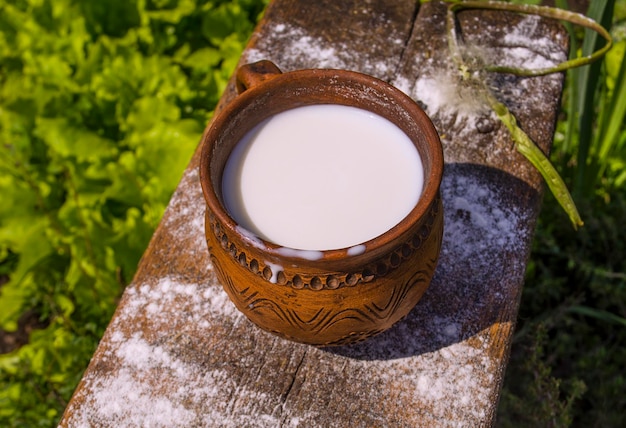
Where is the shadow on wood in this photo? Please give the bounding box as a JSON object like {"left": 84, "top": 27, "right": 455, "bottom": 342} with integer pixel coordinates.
{"left": 329, "top": 163, "right": 539, "bottom": 361}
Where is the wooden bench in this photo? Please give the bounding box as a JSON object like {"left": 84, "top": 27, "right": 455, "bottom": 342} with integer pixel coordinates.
{"left": 59, "top": 1, "right": 568, "bottom": 426}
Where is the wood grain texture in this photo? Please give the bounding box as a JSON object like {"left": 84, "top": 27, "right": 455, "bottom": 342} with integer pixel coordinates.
{"left": 59, "top": 1, "right": 567, "bottom": 426}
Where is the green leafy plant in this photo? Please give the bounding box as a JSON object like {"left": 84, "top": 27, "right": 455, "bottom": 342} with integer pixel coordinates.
{"left": 0, "top": 0, "right": 268, "bottom": 426}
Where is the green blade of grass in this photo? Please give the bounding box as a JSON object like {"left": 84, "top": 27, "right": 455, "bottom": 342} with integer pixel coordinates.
{"left": 597, "top": 46, "right": 626, "bottom": 160}
{"left": 488, "top": 95, "right": 584, "bottom": 229}
{"left": 574, "top": 0, "right": 615, "bottom": 196}
{"left": 556, "top": 0, "right": 579, "bottom": 156}
{"left": 568, "top": 305, "right": 626, "bottom": 327}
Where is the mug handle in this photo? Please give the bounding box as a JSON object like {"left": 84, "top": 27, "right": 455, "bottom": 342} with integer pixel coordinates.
{"left": 236, "top": 60, "right": 282, "bottom": 94}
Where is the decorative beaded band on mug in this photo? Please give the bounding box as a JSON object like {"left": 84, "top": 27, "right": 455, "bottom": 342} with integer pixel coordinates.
{"left": 207, "top": 196, "right": 441, "bottom": 290}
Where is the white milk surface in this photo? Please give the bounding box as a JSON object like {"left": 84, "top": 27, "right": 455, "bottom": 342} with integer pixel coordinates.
{"left": 222, "top": 104, "right": 424, "bottom": 251}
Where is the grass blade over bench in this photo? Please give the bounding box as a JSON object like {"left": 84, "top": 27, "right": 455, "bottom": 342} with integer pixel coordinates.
{"left": 445, "top": 0, "right": 613, "bottom": 229}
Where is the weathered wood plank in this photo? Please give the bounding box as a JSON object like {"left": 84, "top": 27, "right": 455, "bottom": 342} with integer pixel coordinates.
{"left": 59, "top": 1, "right": 567, "bottom": 426}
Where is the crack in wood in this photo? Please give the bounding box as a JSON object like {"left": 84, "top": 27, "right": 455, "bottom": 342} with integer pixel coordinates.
{"left": 277, "top": 349, "right": 308, "bottom": 424}
{"left": 393, "top": 2, "right": 422, "bottom": 81}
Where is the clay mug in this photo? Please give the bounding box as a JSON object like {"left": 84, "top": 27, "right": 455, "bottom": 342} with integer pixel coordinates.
{"left": 199, "top": 60, "right": 444, "bottom": 346}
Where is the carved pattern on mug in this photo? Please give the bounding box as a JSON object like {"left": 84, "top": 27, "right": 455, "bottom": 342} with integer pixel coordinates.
{"left": 206, "top": 196, "right": 441, "bottom": 291}
{"left": 217, "top": 254, "right": 437, "bottom": 341}
{"left": 321, "top": 253, "right": 440, "bottom": 346}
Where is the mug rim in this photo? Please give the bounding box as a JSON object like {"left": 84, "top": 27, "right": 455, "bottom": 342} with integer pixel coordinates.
{"left": 199, "top": 66, "right": 443, "bottom": 265}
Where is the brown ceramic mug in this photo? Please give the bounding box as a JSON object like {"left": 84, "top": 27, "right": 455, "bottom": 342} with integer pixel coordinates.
{"left": 199, "top": 60, "right": 444, "bottom": 346}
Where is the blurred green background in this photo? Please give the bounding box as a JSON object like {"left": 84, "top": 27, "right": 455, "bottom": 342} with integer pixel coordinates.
{"left": 0, "top": 0, "right": 624, "bottom": 426}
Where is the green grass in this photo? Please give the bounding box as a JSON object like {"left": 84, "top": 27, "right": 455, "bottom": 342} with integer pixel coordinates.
{"left": 498, "top": 193, "right": 626, "bottom": 426}
{"left": 497, "top": 0, "right": 626, "bottom": 426}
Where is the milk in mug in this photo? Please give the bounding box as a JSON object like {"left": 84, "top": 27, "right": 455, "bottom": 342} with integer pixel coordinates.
{"left": 222, "top": 104, "right": 424, "bottom": 251}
